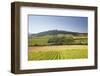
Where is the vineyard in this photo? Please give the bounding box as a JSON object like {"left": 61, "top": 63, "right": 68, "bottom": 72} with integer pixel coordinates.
{"left": 28, "top": 45, "right": 88, "bottom": 60}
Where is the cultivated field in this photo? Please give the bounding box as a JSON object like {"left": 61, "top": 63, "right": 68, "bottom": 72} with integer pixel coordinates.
{"left": 28, "top": 45, "right": 88, "bottom": 60}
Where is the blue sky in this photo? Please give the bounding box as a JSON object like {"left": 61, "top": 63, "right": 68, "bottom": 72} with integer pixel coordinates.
{"left": 29, "top": 15, "right": 88, "bottom": 34}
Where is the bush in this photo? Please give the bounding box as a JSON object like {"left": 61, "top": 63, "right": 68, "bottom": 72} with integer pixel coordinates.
{"left": 48, "top": 36, "right": 74, "bottom": 45}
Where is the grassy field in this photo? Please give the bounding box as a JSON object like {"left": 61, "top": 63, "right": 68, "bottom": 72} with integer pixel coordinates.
{"left": 28, "top": 35, "right": 88, "bottom": 46}
{"left": 28, "top": 45, "right": 88, "bottom": 61}
{"left": 28, "top": 35, "right": 51, "bottom": 46}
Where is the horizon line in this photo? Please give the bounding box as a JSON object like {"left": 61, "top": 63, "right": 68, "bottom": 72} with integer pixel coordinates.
{"left": 28, "top": 29, "right": 88, "bottom": 34}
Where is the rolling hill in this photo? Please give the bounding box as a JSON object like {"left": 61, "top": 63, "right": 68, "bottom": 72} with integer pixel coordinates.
{"left": 29, "top": 30, "right": 87, "bottom": 38}
{"left": 28, "top": 30, "right": 88, "bottom": 46}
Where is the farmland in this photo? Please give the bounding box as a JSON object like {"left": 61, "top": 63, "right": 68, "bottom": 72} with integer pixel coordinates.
{"left": 28, "top": 45, "right": 88, "bottom": 60}
{"left": 28, "top": 30, "right": 88, "bottom": 61}
{"left": 28, "top": 34, "right": 88, "bottom": 46}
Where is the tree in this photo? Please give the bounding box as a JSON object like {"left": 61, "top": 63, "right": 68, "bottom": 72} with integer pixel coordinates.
{"left": 48, "top": 36, "right": 74, "bottom": 45}
{"left": 64, "top": 37, "right": 74, "bottom": 44}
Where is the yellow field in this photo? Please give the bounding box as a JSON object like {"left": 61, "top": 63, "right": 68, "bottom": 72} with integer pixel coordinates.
{"left": 28, "top": 45, "right": 88, "bottom": 60}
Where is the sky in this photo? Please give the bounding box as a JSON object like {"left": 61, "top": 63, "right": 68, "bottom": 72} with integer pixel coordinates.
{"left": 28, "top": 15, "right": 88, "bottom": 34}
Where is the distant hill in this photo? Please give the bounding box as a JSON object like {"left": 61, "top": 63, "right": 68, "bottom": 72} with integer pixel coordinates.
{"left": 29, "top": 30, "right": 87, "bottom": 38}
{"left": 28, "top": 30, "right": 88, "bottom": 46}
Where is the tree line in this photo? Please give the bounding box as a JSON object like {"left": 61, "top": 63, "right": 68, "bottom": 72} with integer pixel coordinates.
{"left": 48, "top": 36, "right": 87, "bottom": 45}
